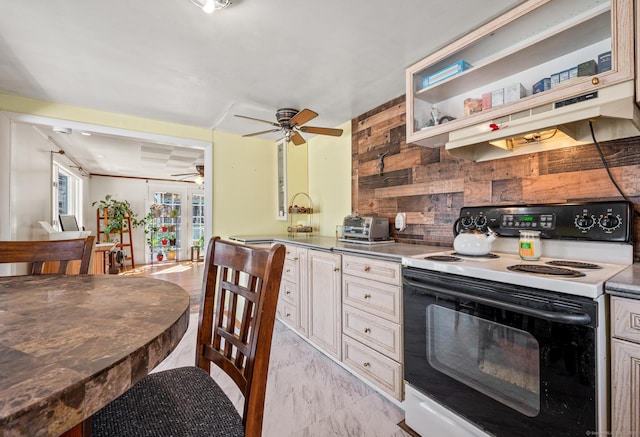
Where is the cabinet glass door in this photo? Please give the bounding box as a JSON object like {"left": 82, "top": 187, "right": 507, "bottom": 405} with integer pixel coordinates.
{"left": 407, "top": 0, "right": 632, "bottom": 148}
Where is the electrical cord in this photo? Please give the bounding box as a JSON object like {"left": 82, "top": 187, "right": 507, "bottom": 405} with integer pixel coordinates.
{"left": 588, "top": 119, "right": 640, "bottom": 217}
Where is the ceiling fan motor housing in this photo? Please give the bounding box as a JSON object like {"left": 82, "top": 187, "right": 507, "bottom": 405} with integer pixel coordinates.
{"left": 276, "top": 108, "right": 299, "bottom": 128}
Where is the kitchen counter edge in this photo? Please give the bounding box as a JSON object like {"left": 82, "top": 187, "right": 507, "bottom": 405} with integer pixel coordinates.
{"left": 228, "top": 235, "right": 444, "bottom": 261}
{"left": 605, "top": 264, "right": 640, "bottom": 299}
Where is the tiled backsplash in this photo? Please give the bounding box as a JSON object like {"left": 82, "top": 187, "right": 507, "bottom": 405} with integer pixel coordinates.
{"left": 351, "top": 95, "right": 640, "bottom": 257}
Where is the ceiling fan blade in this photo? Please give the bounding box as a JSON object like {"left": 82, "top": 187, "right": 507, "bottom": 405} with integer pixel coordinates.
{"left": 234, "top": 114, "right": 280, "bottom": 127}
{"left": 299, "top": 126, "right": 344, "bottom": 136}
{"left": 289, "top": 108, "right": 318, "bottom": 127}
{"left": 242, "top": 128, "right": 281, "bottom": 137}
{"left": 290, "top": 131, "right": 306, "bottom": 146}
{"left": 171, "top": 172, "right": 198, "bottom": 177}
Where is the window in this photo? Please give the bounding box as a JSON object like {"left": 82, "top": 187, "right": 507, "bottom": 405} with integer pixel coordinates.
{"left": 192, "top": 192, "right": 205, "bottom": 247}
{"left": 52, "top": 162, "right": 83, "bottom": 230}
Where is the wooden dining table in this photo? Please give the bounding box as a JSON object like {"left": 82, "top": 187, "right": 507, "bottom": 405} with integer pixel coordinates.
{"left": 0, "top": 274, "right": 190, "bottom": 437}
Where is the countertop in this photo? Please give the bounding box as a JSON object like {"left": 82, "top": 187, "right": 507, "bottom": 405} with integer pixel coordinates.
{"left": 229, "top": 234, "right": 444, "bottom": 261}
{"left": 605, "top": 264, "right": 640, "bottom": 299}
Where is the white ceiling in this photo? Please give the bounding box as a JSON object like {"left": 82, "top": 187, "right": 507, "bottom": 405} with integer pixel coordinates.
{"left": 0, "top": 0, "right": 522, "bottom": 180}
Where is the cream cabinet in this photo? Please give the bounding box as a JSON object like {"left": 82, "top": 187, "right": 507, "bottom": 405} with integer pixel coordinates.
{"left": 276, "top": 244, "right": 309, "bottom": 336}
{"left": 406, "top": 0, "right": 634, "bottom": 158}
{"left": 611, "top": 296, "right": 640, "bottom": 435}
{"left": 341, "top": 254, "right": 403, "bottom": 400}
{"left": 308, "top": 249, "right": 342, "bottom": 360}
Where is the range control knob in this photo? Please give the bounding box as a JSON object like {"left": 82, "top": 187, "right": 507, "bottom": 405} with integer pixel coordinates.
{"left": 459, "top": 216, "right": 474, "bottom": 229}
{"left": 474, "top": 216, "right": 488, "bottom": 229}
{"left": 598, "top": 213, "right": 622, "bottom": 232}
{"left": 574, "top": 214, "right": 595, "bottom": 231}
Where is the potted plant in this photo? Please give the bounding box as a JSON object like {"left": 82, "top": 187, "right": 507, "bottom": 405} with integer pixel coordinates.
{"left": 166, "top": 248, "right": 176, "bottom": 260}
{"left": 156, "top": 251, "right": 164, "bottom": 261}
{"left": 168, "top": 234, "right": 176, "bottom": 246}
{"left": 93, "top": 194, "right": 145, "bottom": 236}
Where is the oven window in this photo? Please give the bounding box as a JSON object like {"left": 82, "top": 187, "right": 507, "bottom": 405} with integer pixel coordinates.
{"left": 426, "top": 304, "right": 540, "bottom": 417}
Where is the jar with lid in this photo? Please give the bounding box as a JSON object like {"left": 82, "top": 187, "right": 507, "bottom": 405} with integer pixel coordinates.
{"left": 519, "top": 230, "right": 541, "bottom": 260}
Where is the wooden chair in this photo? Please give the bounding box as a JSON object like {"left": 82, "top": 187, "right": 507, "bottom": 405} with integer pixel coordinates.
{"left": 0, "top": 236, "right": 95, "bottom": 275}
{"left": 92, "top": 237, "right": 286, "bottom": 437}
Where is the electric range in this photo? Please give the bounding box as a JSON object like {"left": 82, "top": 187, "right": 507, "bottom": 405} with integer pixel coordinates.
{"left": 401, "top": 201, "right": 635, "bottom": 437}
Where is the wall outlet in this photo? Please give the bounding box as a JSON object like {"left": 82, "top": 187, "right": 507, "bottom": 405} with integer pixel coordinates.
{"left": 395, "top": 213, "right": 406, "bottom": 232}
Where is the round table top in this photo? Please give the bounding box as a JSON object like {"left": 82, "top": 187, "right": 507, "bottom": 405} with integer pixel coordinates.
{"left": 0, "top": 274, "right": 190, "bottom": 436}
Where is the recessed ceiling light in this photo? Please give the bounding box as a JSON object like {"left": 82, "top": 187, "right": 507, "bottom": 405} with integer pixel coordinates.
{"left": 80, "top": 131, "right": 92, "bottom": 136}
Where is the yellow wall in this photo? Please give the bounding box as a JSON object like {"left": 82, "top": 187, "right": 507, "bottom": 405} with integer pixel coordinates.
{"left": 308, "top": 120, "right": 352, "bottom": 237}
{"left": 212, "top": 130, "right": 290, "bottom": 238}
{"left": 0, "top": 93, "right": 211, "bottom": 142}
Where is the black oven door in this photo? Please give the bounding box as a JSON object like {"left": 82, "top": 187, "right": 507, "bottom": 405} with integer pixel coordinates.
{"left": 403, "top": 267, "right": 598, "bottom": 437}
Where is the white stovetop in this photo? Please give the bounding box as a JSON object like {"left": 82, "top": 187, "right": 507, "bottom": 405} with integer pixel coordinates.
{"left": 402, "top": 249, "right": 631, "bottom": 299}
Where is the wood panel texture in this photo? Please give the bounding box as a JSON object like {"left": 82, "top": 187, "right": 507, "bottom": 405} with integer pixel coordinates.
{"left": 351, "top": 95, "right": 640, "bottom": 258}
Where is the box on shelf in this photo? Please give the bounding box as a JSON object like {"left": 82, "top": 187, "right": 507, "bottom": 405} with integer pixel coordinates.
{"left": 578, "top": 60, "right": 597, "bottom": 76}
{"left": 482, "top": 93, "right": 492, "bottom": 110}
{"left": 463, "top": 98, "right": 483, "bottom": 116}
{"left": 504, "top": 83, "right": 526, "bottom": 103}
{"left": 491, "top": 89, "right": 504, "bottom": 107}
{"left": 422, "top": 60, "right": 472, "bottom": 88}
{"left": 598, "top": 51, "right": 611, "bottom": 72}
{"left": 532, "top": 78, "right": 550, "bottom": 94}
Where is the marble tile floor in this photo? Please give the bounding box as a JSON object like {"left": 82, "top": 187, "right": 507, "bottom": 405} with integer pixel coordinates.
{"left": 130, "top": 261, "right": 412, "bottom": 437}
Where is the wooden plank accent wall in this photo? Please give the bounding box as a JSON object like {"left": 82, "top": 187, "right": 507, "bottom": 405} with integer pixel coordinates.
{"left": 352, "top": 95, "right": 640, "bottom": 259}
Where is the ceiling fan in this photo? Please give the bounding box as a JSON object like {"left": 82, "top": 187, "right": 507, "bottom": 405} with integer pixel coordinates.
{"left": 234, "top": 108, "right": 343, "bottom": 145}
{"left": 171, "top": 165, "right": 204, "bottom": 183}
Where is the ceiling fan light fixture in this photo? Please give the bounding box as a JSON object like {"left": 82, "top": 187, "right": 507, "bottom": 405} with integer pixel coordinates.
{"left": 190, "top": 0, "right": 230, "bottom": 13}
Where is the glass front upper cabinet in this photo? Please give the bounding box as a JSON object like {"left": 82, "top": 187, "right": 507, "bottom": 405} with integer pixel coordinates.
{"left": 406, "top": 0, "right": 634, "bottom": 148}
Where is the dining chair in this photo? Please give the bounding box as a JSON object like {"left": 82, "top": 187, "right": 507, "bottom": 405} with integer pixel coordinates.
{"left": 92, "top": 236, "right": 286, "bottom": 437}
{"left": 0, "top": 236, "right": 95, "bottom": 275}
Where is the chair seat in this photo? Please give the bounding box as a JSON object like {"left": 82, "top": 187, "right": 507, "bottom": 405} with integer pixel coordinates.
{"left": 92, "top": 366, "right": 244, "bottom": 437}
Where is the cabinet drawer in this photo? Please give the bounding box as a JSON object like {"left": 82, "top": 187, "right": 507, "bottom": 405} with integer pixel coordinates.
{"left": 342, "top": 275, "right": 400, "bottom": 323}
{"left": 342, "top": 335, "right": 402, "bottom": 400}
{"left": 343, "top": 304, "right": 401, "bottom": 362}
{"left": 284, "top": 244, "right": 300, "bottom": 261}
{"left": 282, "top": 257, "right": 299, "bottom": 283}
{"left": 279, "top": 279, "right": 297, "bottom": 305}
{"left": 342, "top": 255, "right": 401, "bottom": 286}
{"left": 277, "top": 299, "right": 297, "bottom": 328}
{"left": 612, "top": 296, "right": 640, "bottom": 344}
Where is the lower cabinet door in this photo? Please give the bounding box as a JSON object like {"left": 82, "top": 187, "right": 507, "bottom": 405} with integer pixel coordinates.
{"left": 612, "top": 337, "right": 640, "bottom": 436}
{"left": 342, "top": 335, "right": 402, "bottom": 400}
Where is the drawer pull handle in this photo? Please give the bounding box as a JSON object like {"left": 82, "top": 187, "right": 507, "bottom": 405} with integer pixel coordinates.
{"left": 286, "top": 313, "right": 291, "bottom": 317}
{"left": 364, "top": 328, "right": 371, "bottom": 333}
{"left": 286, "top": 290, "right": 291, "bottom": 295}
{"left": 334, "top": 267, "right": 340, "bottom": 272}
{"left": 293, "top": 257, "right": 299, "bottom": 261}
{"left": 363, "top": 362, "right": 371, "bottom": 368}
{"left": 364, "top": 266, "right": 371, "bottom": 272}
{"left": 286, "top": 269, "right": 291, "bottom": 273}
{"left": 364, "top": 293, "right": 371, "bottom": 299}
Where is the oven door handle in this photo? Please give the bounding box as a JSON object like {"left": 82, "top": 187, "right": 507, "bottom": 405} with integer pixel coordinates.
{"left": 404, "top": 279, "right": 592, "bottom": 325}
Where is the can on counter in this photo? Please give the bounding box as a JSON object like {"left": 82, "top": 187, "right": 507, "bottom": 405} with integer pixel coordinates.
{"left": 519, "top": 230, "right": 541, "bottom": 260}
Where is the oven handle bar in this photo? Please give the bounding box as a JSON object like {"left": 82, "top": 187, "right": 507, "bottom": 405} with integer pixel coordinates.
{"left": 403, "top": 279, "right": 592, "bottom": 325}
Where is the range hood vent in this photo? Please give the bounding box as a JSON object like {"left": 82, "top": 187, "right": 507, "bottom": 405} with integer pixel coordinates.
{"left": 445, "top": 81, "right": 640, "bottom": 162}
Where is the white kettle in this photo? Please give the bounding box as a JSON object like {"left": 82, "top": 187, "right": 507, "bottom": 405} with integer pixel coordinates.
{"left": 453, "top": 218, "right": 498, "bottom": 256}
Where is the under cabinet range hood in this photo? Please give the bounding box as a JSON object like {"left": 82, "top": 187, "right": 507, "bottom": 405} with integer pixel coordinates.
{"left": 445, "top": 81, "right": 640, "bottom": 162}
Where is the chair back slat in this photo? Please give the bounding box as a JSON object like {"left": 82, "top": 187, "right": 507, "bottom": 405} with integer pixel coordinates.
{"left": 196, "top": 237, "right": 285, "bottom": 437}
{"left": 0, "top": 237, "right": 95, "bottom": 275}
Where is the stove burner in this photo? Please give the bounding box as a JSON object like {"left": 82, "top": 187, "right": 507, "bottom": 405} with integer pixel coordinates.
{"left": 452, "top": 252, "right": 500, "bottom": 259}
{"left": 425, "top": 255, "right": 463, "bottom": 262}
{"left": 507, "top": 264, "right": 586, "bottom": 277}
{"left": 546, "top": 260, "right": 602, "bottom": 269}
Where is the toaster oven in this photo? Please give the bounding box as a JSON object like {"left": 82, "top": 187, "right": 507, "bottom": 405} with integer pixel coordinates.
{"left": 342, "top": 216, "right": 389, "bottom": 241}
